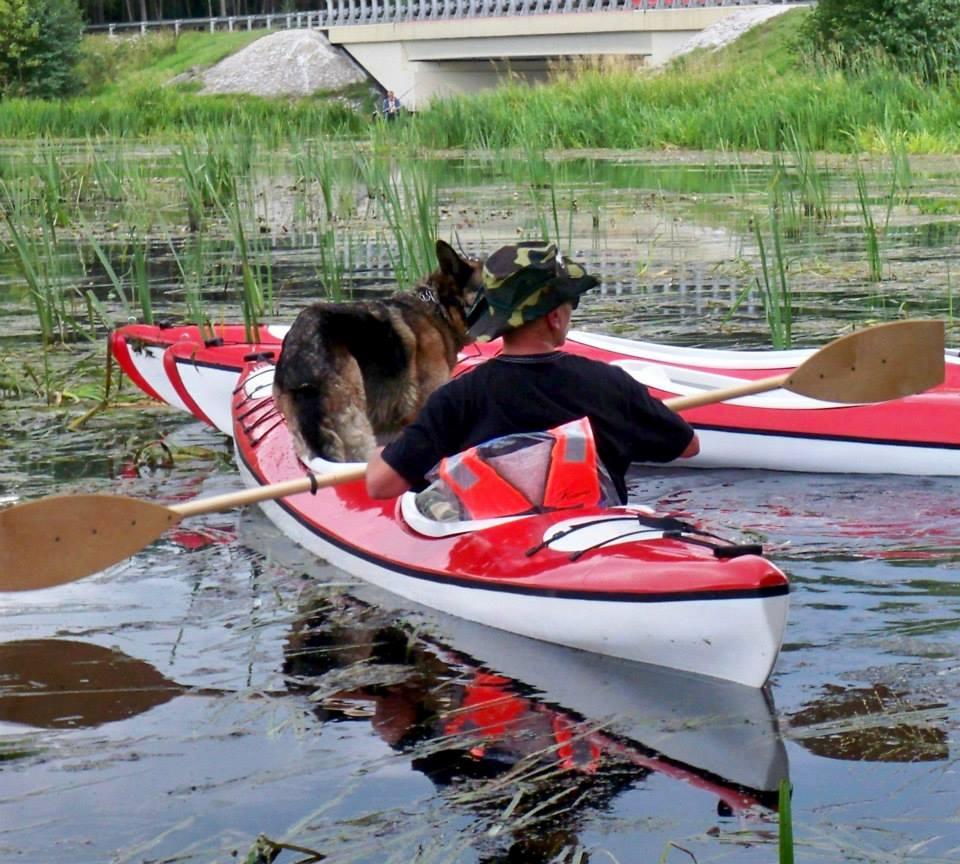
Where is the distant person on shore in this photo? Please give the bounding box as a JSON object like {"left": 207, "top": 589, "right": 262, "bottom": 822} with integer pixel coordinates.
{"left": 381, "top": 90, "right": 402, "bottom": 121}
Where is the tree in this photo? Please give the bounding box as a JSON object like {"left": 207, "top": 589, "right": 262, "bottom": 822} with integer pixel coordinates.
{"left": 805, "top": 0, "right": 960, "bottom": 81}
{"left": 0, "top": 0, "right": 84, "bottom": 98}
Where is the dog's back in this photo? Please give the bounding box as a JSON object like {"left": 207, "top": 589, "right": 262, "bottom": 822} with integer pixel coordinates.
{"left": 274, "top": 240, "right": 482, "bottom": 463}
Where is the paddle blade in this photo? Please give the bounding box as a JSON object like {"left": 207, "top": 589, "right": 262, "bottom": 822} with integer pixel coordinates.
{"left": 786, "top": 320, "right": 945, "bottom": 403}
{"left": 0, "top": 495, "right": 180, "bottom": 591}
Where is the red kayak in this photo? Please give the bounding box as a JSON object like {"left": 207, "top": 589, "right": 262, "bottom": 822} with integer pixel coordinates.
{"left": 112, "top": 321, "right": 960, "bottom": 475}
{"left": 230, "top": 360, "right": 789, "bottom": 687}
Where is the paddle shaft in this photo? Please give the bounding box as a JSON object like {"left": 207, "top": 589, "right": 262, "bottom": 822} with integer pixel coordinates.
{"left": 170, "top": 465, "right": 366, "bottom": 518}
{"left": 664, "top": 373, "right": 790, "bottom": 413}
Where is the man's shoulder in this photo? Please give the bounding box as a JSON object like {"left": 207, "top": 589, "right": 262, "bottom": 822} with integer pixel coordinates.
{"left": 557, "top": 351, "right": 630, "bottom": 378}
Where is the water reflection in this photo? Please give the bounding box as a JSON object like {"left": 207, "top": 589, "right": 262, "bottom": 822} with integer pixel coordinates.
{"left": 0, "top": 639, "right": 183, "bottom": 729}
{"left": 0, "top": 603, "right": 787, "bottom": 860}
{"left": 282, "top": 594, "right": 789, "bottom": 857}
{"left": 784, "top": 683, "right": 949, "bottom": 763}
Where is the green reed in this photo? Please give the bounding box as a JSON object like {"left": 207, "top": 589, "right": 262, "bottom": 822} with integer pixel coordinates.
{"left": 0, "top": 180, "right": 87, "bottom": 348}
{"left": 179, "top": 138, "right": 245, "bottom": 233}
{"left": 758, "top": 212, "right": 793, "bottom": 348}
{"left": 854, "top": 163, "right": 883, "bottom": 282}
{"left": 84, "top": 230, "right": 134, "bottom": 326}
{"left": 317, "top": 226, "right": 352, "bottom": 301}
{"left": 732, "top": 195, "right": 793, "bottom": 348}
{"left": 38, "top": 146, "right": 73, "bottom": 234}
{"left": 220, "top": 174, "right": 269, "bottom": 341}
{"left": 519, "top": 147, "right": 577, "bottom": 250}
{"left": 361, "top": 156, "right": 440, "bottom": 290}
{"left": 778, "top": 779, "right": 794, "bottom": 864}
{"left": 88, "top": 142, "right": 128, "bottom": 203}
{"left": 787, "top": 126, "right": 833, "bottom": 222}
{"left": 293, "top": 143, "right": 335, "bottom": 224}
{"left": 168, "top": 234, "right": 215, "bottom": 340}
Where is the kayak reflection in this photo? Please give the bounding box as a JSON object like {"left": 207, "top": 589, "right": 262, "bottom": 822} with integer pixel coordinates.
{"left": 282, "top": 594, "right": 790, "bottom": 841}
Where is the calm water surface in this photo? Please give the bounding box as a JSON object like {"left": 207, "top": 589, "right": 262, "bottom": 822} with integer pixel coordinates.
{"left": 2, "top": 149, "right": 960, "bottom": 862}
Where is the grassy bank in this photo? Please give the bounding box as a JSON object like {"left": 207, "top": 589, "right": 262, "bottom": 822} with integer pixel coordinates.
{"left": 3, "top": 10, "right": 960, "bottom": 150}
{"left": 0, "top": 30, "right": 370, "bottom": 139}
{"left": 409, "top": 10, "right": 960, "bottom": 154}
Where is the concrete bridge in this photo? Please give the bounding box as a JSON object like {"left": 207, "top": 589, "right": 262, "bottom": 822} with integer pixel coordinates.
{"left": 333, "top": 1, "right": 803, "bottom": 107}
{"left": 89, "top": 1, "right": 806, "bottom": 108}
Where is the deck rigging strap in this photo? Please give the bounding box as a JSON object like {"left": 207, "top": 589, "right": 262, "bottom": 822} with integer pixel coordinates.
{"left": 525, "top": 514, "right": 643, "bottom": 556}
{"left": 525, "top": 512, "right": 764, "bottom": 561}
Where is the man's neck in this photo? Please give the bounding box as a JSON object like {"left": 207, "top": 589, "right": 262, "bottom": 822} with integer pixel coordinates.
{"left": 500, "top": 330, "right": 564, "bottom": 356}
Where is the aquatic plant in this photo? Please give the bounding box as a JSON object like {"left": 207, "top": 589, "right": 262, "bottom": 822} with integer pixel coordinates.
{"left": 778, "top": 779, "right": 794, "bottom": 864}
{"left": 360, "top": 156, "right": 440, "bottom": 290}
{"left": 854, "top": 162, "right": 883, "bottom": 283}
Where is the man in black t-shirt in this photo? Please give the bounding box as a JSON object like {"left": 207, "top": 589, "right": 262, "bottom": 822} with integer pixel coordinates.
{"left": 366, "top": 242, "right": 699, "bottom": 504}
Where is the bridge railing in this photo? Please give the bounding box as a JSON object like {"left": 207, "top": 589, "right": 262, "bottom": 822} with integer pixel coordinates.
{"left": 85, "top": 0, "right": 805, "bottom": 34}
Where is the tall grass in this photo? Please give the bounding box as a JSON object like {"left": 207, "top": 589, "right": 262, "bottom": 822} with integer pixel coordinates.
{"left": 400, "top": 12, "right": 960, "bottom": 155}
{"left": 854, "top": 163, "right": 883, "bottom": 283}
{"left": 752, "top": 208, "right": 793, "bottom": 349}
{"left": 360, "top": 157, "right": 441, "bottom": 290}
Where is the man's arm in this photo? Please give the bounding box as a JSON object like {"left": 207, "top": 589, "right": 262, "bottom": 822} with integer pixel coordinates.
{"left": 366, "top": 447, "right": 413, "bottom": 499}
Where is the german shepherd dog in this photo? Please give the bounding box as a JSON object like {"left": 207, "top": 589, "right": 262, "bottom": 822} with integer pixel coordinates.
{"left": 273, "top": 240, "right": 483, "bottom": 463}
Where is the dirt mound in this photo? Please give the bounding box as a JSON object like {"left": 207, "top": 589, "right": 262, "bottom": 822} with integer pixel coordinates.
{"left": 198, "top": 29, "right": 368, "bottom": 96}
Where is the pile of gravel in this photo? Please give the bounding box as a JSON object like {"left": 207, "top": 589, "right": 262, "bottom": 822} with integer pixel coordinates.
{"left": 197, "top": 29, "right": 368, "bottom": 96}
{"left": 667, "top": 5, "right": 799, "bottom": 62}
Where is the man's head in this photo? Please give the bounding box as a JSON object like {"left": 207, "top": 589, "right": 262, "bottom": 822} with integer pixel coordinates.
{"left": 465, "top": 242, "right": 598, "bottom": 343}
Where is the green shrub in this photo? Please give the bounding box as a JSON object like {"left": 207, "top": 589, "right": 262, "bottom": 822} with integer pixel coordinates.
{"left": 804, "top": 0, "right": 960, "bottom": 82}
{"left": 0, "top": 0, "right": 84, "bottom": 98}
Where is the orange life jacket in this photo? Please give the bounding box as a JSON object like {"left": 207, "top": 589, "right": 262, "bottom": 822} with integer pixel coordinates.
{"left": 437, "top": 417, "right": 602, "bottom": 520}
{"left": 438, "top": 449, "right": 533, "bottom": 520}
{"left": 542, "top": 417, "right": 601, "bottom": 511}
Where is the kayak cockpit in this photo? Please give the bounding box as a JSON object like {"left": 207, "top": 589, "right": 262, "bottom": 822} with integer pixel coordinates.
{"left": 399, "top": 490, "right": 534, "bottom": 537}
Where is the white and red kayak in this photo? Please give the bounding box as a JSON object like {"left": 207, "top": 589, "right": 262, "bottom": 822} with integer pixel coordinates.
{"left": 231, "top": 360, "right": 789, "bottom": 687}
{"left": 113, "top": 321, "right": 960, "bottom": 475}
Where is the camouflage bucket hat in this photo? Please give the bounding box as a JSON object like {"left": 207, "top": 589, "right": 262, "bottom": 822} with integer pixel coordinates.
{"left": 465, "top": 241, "right": 599, "bottom": 343}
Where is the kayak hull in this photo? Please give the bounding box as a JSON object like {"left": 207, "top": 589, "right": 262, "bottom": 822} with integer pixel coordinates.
{"left": 233, "top": 361, "right": 789, "bottom": 687}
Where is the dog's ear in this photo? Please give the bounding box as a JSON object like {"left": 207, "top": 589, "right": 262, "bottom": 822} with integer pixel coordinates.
{"left": 435, "top": 239, "right": 478, "bottom": 288}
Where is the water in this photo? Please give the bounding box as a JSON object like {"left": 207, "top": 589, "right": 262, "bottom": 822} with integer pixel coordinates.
{"left": 2, "top": 422, "right": 959, "bottom": 862}
{"left": 3, "top": 147, "right": 960, "bottom": 862}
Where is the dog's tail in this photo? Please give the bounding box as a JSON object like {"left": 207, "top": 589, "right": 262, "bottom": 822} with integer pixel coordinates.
{"left": 283, "top": 385, "right": 343, "bottom": 460}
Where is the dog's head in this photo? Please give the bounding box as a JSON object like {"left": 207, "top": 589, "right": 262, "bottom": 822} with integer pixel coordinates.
{"left": 425, "top": 240, "right": 484, "bottom": 343}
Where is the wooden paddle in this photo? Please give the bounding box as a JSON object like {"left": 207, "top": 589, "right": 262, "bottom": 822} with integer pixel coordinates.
{"left": 663, "top": 319, "right": 945, "bottom": 412}
{"left": 0, "top": 320, "right": 945, "bottom": 592}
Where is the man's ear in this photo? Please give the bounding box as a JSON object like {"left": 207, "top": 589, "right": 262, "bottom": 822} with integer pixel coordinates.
{"left": 544, "top": 305, "right": 565, "bottom": 332}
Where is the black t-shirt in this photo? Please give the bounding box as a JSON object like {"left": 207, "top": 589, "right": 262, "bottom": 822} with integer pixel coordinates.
{"left": 381, "top": 352, "right": 695, "bottom": 503}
